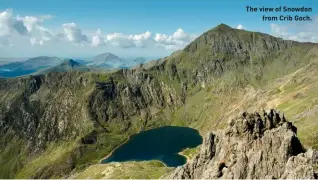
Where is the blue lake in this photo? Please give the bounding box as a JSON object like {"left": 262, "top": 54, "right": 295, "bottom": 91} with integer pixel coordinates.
{"left": 102, "top": 126, "right": 202, "bottom": 167}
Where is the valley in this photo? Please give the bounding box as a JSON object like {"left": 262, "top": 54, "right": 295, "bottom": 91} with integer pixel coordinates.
{"left": 0, "top": 24, "right": 318, "bottom": 178}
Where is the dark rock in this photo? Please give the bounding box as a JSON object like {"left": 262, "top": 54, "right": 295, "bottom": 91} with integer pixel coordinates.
{"left": 81, "top": 130, "right": 97, "bottom": 144}
{"left": 165, "top": 110, "right": 317, "bottom": 179}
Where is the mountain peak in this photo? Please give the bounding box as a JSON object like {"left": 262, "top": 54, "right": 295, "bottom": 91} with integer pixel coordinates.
{"left": 89, "top": 53, "right": 124, "bottom": 68}
{"left": 44, "top": 59, "right": 90, "bottom": 73}
{"left": 94, "top": 53, "right": 119, "bottom": 59}
{"left": 61, "top": 59, "right": 81, "bottom": 67}
{"left": 213, "top": 23, "right": 233, "bottom": 30}
{"left": 182, "top": 22, "right": 294, "bottom": 56}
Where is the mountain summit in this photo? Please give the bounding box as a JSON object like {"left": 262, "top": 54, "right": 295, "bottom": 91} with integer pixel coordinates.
{"left": 46, "top": 59, "right": 90, "bottom": 73}
{"left": 212, "top": 23, "right": 233, "bottom": 30}
{"left": 60, "top": 59, "right": 81, "bottom": 67}
{"left": 183, "top": 23, "right": 294, "bottom": 57}
{"left": 88, "top": 53, "right": 125, "bottom": 68}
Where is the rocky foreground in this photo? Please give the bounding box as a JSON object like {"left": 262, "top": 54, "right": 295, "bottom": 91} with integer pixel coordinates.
{"left": 166, "top": 110, "right": 318, "bottom": 179}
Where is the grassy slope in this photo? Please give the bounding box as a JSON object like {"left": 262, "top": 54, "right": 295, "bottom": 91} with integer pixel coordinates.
{"left": 1, "top": 27, "right": 318, "bottom": 179}
{"left": 0, "top": 72, "right": 129, "bottom": 178}
{"left": 179, "top": 146, "right": 200, "bottom": 161}
{"left": 180, "top": 46, "right": 318, "bottom": 148}
{"left": 71, "top": 45, "right": 318, "bottom": 179}
{"left": 0, "top": 71, "right": 174, "bottom": 178}
{"left": 14, "top": 134, "right": 128, "bottom": 179}
{"left": 69, "top": 160, "right": 172, "bottom": 179}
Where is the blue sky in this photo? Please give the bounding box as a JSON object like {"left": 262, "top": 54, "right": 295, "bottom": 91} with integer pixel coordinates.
{"left": 0, "top": 0, "right": 317, "bottom": 58}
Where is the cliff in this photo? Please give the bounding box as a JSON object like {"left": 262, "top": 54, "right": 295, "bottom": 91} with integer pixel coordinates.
{"left": 166, "top": 110, "right": 318, "bottom": 179}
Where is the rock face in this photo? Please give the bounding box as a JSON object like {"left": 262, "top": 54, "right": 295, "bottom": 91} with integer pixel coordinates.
{"left": 166, "top": 110, "right": 318, "bottom": 179}
{"left": 0, "top": 72, "right": 94, "bottom": 152}
{"left": 88, "top": 69, "right": 184, "bottom": 129}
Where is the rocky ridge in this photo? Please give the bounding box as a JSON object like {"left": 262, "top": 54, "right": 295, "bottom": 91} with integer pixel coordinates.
{"left": 1, "top": 24, "right": 318, "bottom": 178}
{"left": 166, "top": 110, "right": 318, "bottom": 179}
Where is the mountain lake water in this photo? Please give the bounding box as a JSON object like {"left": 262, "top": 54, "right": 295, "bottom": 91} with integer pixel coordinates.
{"left": 101, "top": 126, "right": 203, "bottom": 167}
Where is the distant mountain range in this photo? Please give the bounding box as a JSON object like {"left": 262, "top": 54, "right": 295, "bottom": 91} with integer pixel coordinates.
{"left": 0, "top": 56, "right": 63, "bottom": 77}
{"left": 0, "top": 53, "right": 148, "bottom": 78}
{"left": 0, "top": 58, "right": 27, "bottom": 66}
{"left": 87, "top": 53, "right": 147, "bottom": 68}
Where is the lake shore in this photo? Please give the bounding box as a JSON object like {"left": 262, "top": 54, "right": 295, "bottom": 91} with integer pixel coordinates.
{"left": 99, "top": 126, "right": 201, "bottom": 167}
{"left": 99, "top": 134, "right": 133, "bottom": 163}
{"left": 178, "top": 146, "right": 200, "bottom": 163}
{"left": 178, "top": 150, "right": 190, "bottom": 163}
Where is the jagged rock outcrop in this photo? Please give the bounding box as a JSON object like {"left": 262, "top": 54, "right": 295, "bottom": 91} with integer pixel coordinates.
{"left": 166, "top": 110, "right": 318, "bottom": 179}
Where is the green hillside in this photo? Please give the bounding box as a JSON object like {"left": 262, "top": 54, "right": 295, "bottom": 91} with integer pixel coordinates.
{"left": 0, "top": 24, "right": 318, "bottom": 178}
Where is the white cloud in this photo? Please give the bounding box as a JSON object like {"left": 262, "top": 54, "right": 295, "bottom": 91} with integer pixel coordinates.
{"left": 237, "top": 24, "right": 243, "bottom": 30}
{"left": 154, "top": 28, "right": 196, "bottom": 50}
{"left": 18, "top": 16, "right": 38, "bottom": 32}
{"left": 106, "top": 32, "right": 135, "bottom": 48}
{"left": 130, "top": 31, "right": 151, "bottom": 41}
{"left": 92, "top": 28, "right": 194, "bottom": 50}
{"left": 62, "top": 23, "right": 88, "bottom": 45}
{"left": 0, "top": 9, "right": 56, "bottom": 46}
{"left": 270, "top": 16, "right": 318, "bottom": 43}
{"left": 173, "top": 28, "right": 191, "bottom": 41}
{"left": 91, "top": 28, "right": 105, "bottom": 47}
{"left": 0, "top": 9, "right": 196, "bottom": 52}
{"left": 38, "top": 26, "right": 54, "bottom": 41}
{"left": 129, "top": 31, "right": 153, "bottom": 48}
{"left": 155, "top": 33, "right": 172, "bottom": 44}
{"left": 30, "top": 37, "right": 43, "bottom": 46}
{"left": 0, "top": 9, "right": 27, "bottom": 36}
